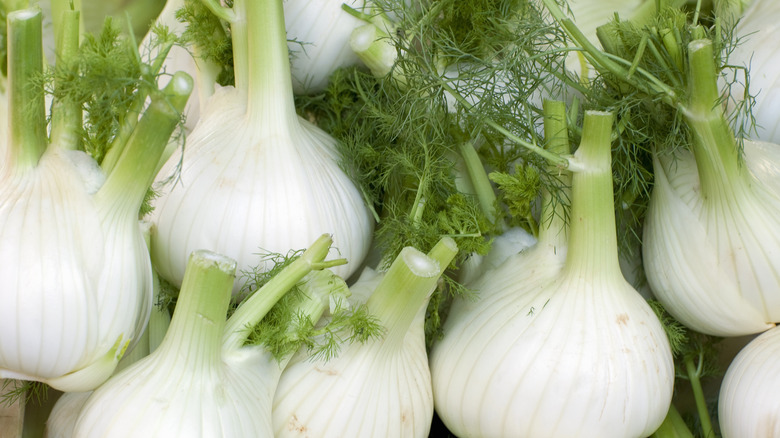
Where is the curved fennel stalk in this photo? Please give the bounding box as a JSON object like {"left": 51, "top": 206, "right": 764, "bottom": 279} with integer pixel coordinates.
{"left": 430, "top": 110, "right": 674, "bottom": 438}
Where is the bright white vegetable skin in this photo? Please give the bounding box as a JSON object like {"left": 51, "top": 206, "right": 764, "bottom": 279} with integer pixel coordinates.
{"left": 719, "top": 325, "right": 780, "bottom": 438}
{"left": 0, "top": 10, "right": 190, "bottom": 392}
{"left": 285, "top": 0, "right": 366, "bottom": 94}
{"left": 643, "top": 41, "right": 780, "bottom": 337}
{"left": 430, "top": 110, "right": 674, "bottom": 438}
{"left": 151, "top": 0, "right": 373, "bottom": 294}
{"left": 273, "top": 238, "right": 457, "bottom": 438}
{"left": 725, "top": 0, "right": 780, "bottom": 144}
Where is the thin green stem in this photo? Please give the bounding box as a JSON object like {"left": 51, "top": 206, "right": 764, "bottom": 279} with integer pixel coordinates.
{"left": 200, "top": 0, "right": 236, "bottom": 22}
{"left": 438, "top": 80, "right": 570, "bottom": 168}
{"left": 6, "top": 8, "right": 47, "bottom": 170}
{"left": 341, "top": 3, "right": 371, "bottom": 22}
{"left": 563, "top": 111, "right": 620, "bottom": 279}
{"left": 95, "top": 72, "right": 192, "bottom": 216}
{"left": 50, "top": 9, "right": 81, "bottom": 150}
{"left": 222, "top": 235, "right": 346, "bottom": 350}
{"left": 543, "top": 0, "right": 677, "bottom": 104}
{"left": 685, "top": 354, "right": 716, "bottom": 438}
{"left": 366, "top": 237, "right": 457, "bottom": 348}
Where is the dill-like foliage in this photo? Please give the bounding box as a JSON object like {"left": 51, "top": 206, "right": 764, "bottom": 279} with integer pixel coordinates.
{"left": 176, "top": 0, "right": 234, "bottom": 86}
{"left": 245, "top": 268, "right": 382, "bottom": 363}
{"left": 45, "top": 18, "right": 144, "bottom": 163}
{"left": 0, "top": 379, "right": 48, "bottom": 408}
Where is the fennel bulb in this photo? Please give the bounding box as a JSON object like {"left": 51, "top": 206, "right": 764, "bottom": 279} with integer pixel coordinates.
{"left": 429, "top": 110, "right": 674, "bottom": 438}
{"left": 273, "top": 238, "right": 457, "bottom": 438}
{"left": 285, "top": 0, "right": 367, "bottom": 94}
{"left": 642, "top": 41, "right": 780, "bottom": 336}
{"left": 150, "top": 0, "right": 373, "bottom": 295}
{"left": 71, "top": 235, "right": 345, "bottom": 437}
{"left": 0, "top": 9, "right": 191, "bottom": 392}
{"left": 718, "top": 326, "right": 780, "bottom": 438}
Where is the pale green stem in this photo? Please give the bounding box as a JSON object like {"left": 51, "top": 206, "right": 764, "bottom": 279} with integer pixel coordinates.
{"left": 6, "top": 8, "right": 47, "bottom": 171}
{"left": 95, "top": 72, "right": 193, "bottom": 217}
{"left": 685, "top": 354, "right": 716, "bottom": 438}
{"left": 50, "top": 9, "right": 81, "bottom": 150}
{"left": 231, "top": 0, "right": 296, "bottom": 123}
{"left": 457, "top": 141, "right": 497, "bottom": 224}
{"left": 682, "top": 40, "right": 748, "bottom": 206}
{"left": 562, "top": 111, "right": 621, "bottom": 279}
{"left": 366, "top": 237, "right": 458, "bottom": 348}
{"left": 650, "top": 403, "right": 695, "bottom": 438}
{"left": 222, "top": 234, "right": 346, "bottom": 350}
{"left": 156, "top": 250, "right": 236, "bottom": 371}
{"left": 538, "top": 100, "right": 571, "bottom": 248}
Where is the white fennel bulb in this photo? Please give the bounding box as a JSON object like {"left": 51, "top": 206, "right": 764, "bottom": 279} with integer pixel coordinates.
{"left": 285, "top": 0, "right": 367, "bottom": 94}
{"left": 72, "top": 235, "right": 344, "bottom": 437}
{"left": 722, "top": 0, "right": 780, "bottom": 144}
{"left": 718, "top": 326, "right": 780, "bottom": 438}
{"left": 151, "top": 0, "right": 373, "bottom": 295}
{"left": 273, "top": 238, "right": 458, "bottom": 438}
{"left": 0, "top": 9, "right": 191, "bottom": 392}
{"left": 430, "top": 109, "right": 674, "bottom": 438}
{"left": 643, "top": 41, "right": 780, "bottom": 336}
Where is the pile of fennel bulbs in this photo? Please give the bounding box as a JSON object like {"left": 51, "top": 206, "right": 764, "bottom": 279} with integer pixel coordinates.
{"left": 150, "top": 0, "right": 373, "bottom": 295}
{"left": 62, "top": 235, "right": 346, "bottom": 438}
{"left": 0, "top": 6, "right": 191, "bottom": 392}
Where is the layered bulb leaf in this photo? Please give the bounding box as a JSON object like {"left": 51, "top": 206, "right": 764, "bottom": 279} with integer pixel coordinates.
{"left": 718, "top": 326, "right": 780, "bottom": 438}
{"left": 273, "top": 237, "right": 457, "bottom": 438}
{"left": 0, "top": 9, "right": 191, "bottom": 392}
{"left": 150, "top": 0, "right": 373, "bottom": 295}
{"left": 429, "top": 109, "right": 674, "bottom": 438}
{"left": 642, "top": 40, "right": 780, "bottom": 337}
{"left": 284, "top": 0, "right": 367, "bottom": 94}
